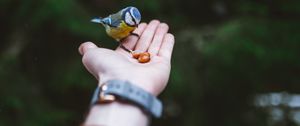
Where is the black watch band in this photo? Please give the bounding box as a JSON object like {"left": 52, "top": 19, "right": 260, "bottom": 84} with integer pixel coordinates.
{"left": 90, "top": 80, "right": 163, "bottom": 118}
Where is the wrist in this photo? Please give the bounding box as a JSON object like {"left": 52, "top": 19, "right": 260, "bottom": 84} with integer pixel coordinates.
{"left": 92, "top": 79, "right": 163, "bottom": 118}
{"left": 84, "top": 102, "right": 148, "bottom": 126}
{"left": 98, "top": 74, "right": 161, "bottom": 96}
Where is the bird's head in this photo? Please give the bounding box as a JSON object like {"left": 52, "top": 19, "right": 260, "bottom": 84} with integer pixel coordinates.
{"left": 122, "top": 6, "right": 141, "bottom": 27}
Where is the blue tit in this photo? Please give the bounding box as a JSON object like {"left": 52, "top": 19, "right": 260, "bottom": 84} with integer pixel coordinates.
{"left": 91, "top": 6, "right": 141, "bottom": 42}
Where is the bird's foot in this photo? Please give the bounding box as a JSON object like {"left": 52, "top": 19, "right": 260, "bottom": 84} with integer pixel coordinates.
{"left": 119, "top": 44, "right": 133, "bottom": 53}
{"left": 130, "top": 32, "right": 140, "bottom": 38}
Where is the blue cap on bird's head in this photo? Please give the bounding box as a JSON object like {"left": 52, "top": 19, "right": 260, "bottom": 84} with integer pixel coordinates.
{"left": 122, "top": 6, "right": 141, "bottom": 27}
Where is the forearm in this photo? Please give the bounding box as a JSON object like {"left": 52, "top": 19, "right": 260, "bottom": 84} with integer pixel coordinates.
{"left": 83, "top": 102, "right": 149, "bottom": 126}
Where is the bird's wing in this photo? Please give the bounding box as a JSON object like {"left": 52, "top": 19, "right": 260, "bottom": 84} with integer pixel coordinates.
{"left": 109, "top": 11, "right": 123, "bottom": 27}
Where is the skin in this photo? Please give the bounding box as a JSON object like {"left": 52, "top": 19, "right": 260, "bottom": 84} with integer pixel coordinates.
{"left": 79, "top": 20, "right": 175, "bottom": 126}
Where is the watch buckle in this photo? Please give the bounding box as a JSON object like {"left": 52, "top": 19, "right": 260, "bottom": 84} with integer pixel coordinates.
{"left": 99, "top": 84, "right": 116, "bottom": 103}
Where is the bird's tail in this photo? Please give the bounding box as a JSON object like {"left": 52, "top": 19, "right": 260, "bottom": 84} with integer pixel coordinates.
{"left": 91, "top": 17, "right": 102, "bottom": 24}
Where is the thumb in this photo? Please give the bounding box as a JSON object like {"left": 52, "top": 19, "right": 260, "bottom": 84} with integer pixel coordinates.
{"left": 79, "top": 41, "right": 100, "bottom": 80}
{"left": 78, "top": 42, "right": 98, "bottom": 55}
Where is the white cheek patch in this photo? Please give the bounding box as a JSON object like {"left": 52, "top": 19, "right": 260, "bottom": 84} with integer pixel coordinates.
{"left": 125, "top": 12, "right": 135, "bottom": 26}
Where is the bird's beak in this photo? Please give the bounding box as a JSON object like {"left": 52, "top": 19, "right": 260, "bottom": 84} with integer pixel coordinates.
{"left": 91, "top": 18, "right": 102, "bottom": 24}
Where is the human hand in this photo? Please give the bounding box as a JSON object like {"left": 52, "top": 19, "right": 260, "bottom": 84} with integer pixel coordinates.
{"left": 79, "top": 20, "right": 175, "bottom": 96}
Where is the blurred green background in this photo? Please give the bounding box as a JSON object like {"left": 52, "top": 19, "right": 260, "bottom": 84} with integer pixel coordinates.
{"left": 1, "top": 0, "right": 300, "bottom": 126}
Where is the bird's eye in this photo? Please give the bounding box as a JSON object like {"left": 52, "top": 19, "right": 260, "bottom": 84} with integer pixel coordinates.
{"left": 125, "top": 12, "right": 135, "bottom": 26}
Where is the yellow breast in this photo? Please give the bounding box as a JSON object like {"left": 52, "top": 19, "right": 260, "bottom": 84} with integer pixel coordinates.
{"left": 106, "top": 21, "right": 136, "bottom": 41}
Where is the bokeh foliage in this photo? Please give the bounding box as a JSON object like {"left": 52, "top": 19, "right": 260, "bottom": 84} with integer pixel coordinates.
{"left": 1, "top": 0, "right": 300, "bottom": 126}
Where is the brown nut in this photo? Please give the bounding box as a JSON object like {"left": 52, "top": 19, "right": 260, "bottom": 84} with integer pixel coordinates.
{"left": 131, "top": 52, "right": 140, "bottom": 59}
{"left": 138, "top": 52, "right": 151, "bottom": 63}
{"left": 142, "top": 52, "right": 150, "bottom": 57}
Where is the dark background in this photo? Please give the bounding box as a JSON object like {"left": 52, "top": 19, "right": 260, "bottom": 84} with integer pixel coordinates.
{"left": 1, "top": 0, "right": 300, "bottom": 126}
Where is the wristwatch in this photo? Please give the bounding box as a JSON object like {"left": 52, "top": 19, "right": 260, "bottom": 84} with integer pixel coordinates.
{"left": 90, "top": 80, "right": 163, "bottom": 118}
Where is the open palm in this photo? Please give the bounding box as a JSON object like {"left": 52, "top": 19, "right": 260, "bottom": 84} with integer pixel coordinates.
{"left": 79, "top": 20, "right": 175, "bottom": 95}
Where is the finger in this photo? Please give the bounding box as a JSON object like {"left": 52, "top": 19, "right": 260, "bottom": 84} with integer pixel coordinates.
{"left": 134, "top": 20, "right": 160, "bottom": 52}
{"left": 148, "top": 23, "right": 169, "bottom": 56}
{"left": 158, "top": 33, "right": 175, "bottom": 61}
{"left": 116, "top": 23, "right": 147, "bottom": 52}
{"left": 79, "top": 42, "right": 98, "bottom": 55}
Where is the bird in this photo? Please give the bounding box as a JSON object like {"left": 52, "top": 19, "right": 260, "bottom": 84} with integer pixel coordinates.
{"left": 91, "top": 6, "right": 141, "bottom": 42}
{"left": 91, "top": 6, "right": 150, "bottom": 63}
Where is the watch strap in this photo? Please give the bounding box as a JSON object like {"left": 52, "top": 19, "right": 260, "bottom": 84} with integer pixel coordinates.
{"left": 90, "top": 80, "right": 163, "bottom": 118}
